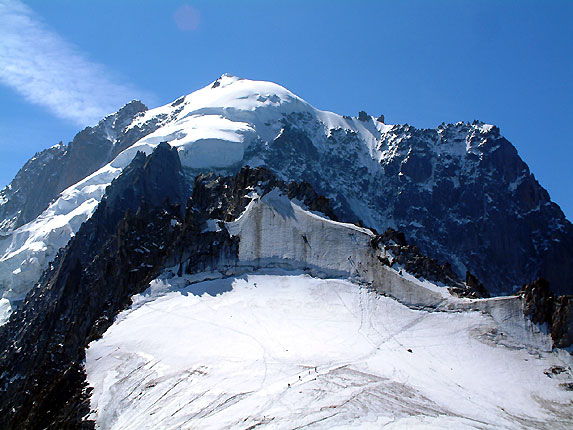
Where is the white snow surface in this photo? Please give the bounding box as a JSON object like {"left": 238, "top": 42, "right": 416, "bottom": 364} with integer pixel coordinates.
{"left": 86, "top": 272, "right": 573, "bottom": 430}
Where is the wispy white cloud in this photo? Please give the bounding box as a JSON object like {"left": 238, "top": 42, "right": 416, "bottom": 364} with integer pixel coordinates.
{"left": 0, "top": 0, "right": 149, "bottom": 126}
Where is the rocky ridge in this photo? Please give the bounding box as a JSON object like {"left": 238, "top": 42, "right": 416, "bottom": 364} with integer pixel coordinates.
{"left": 0, "top": 75, "right": 572, "bottom": 306}
{"left": 0, "top": 142, "right": 571, "bottom": 429}
{"left": 521, "top": 278, "right": 573, "bottom": 348}
{"left": 0, "top": 100, "right": 152, "bottom": 232}
{"left": 0, "top": 143, "right": 188, "bottom": 429}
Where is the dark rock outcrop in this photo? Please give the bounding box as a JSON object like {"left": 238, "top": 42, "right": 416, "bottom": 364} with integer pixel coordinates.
{"left": 551, "top": 296, "right": 573, "bottom": 348}
{"left": 521, "top": 278, "right": 573, "bottom": 348}
{"left": 358, "top": 110, "right": 370, "bottom": 122}
{"left": 191, "top": 165, "right": 337, "bottom": 224}
{"left": 462, "top": 272, "right": 490, "bottom": 299}
{"left": 522, "top": 278, "right": 554, "bottom": 326}
{"left": 370, "top": 227, "right": 490, "bottom": 298}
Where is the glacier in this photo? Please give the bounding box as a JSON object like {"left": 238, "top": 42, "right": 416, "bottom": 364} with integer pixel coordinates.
{"left": 86, "top": 273, "right": 573, "bottom": 429}
{"left": 84, "top": 188, "right": 572, "bottom": 429}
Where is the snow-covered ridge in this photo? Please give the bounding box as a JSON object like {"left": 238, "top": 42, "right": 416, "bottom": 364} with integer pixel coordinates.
{"left": 0, "top": 73, "right": 549, "bottom": 324}
{"left": 0, "top": 75, "right": 386, "bottom": 317}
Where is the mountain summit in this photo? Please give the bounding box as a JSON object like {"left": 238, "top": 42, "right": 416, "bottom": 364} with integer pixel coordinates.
{"left": 0, "top": 77, "right": 572, "bottom": 428}
{"left": 1, "top": 76, "right": 571, "bottom": 318}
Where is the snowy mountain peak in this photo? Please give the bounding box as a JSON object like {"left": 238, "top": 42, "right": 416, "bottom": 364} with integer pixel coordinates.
{"left": 120, "top": 76, "right": 341, "bottom": 171}
{"left": 1, "top": 75, "right": 572, "bottom": 330}
{"left": 186, "top": 74, "right": 311, "bottom": 112}
{"left": 214, "top": 72, "right": 242, "bottom": 84}
{"left": 1, "top": 65, "right": 573, "bottom": 428}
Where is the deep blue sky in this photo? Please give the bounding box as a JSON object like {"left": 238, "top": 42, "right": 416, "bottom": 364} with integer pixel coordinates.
{"left": 1, "top": 0, "right": 572, "bottom": 220}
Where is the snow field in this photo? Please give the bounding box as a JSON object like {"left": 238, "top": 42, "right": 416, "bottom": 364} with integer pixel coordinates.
{"left": 86, "top": 273, "right": 573, "bottom": 429}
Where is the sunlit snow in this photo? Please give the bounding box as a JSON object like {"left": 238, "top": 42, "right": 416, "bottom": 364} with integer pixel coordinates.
{"left": 86, "top": 273, "right": 573, "bottom": 429}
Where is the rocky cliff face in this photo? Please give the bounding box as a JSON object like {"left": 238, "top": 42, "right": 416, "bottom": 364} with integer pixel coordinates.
{"left": 521, "top": 278, "right": 573, "bottom": 348}
{"left": 372, "top": 122, "right": 573, "bottom": 296}
{"left": 0, "top": 100, "right": 152, "bottom": 232}
{"left": 251, "top": 119, "right": 573, "bottom": 295}
{"left": 0, "top": 143, "right": 67, "bottom": 232}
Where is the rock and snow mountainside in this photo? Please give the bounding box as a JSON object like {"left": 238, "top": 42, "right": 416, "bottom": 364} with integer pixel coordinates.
{"left": 0, "top": 145, "right": 571, "bottom": 430}
{"left": 0, "top": 75, "right": 572, "bottom": 322}
{"left": 0, "top": 100, "right": 151, "bottom": 232}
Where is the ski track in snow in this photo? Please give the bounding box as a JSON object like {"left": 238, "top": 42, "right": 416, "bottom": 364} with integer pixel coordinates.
{"left": 86, "top": 273, "right": 573, "bottom": 430}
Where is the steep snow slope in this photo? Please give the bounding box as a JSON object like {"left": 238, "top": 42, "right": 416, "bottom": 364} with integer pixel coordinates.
{"left": 86, "top": 273, "right": 573, "bottom": 430}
